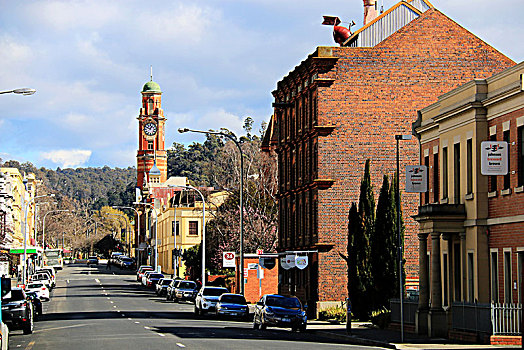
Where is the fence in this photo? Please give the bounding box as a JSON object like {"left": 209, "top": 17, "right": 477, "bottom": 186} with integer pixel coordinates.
{"left": 390, "top": 298, "right": 418, "bottom": 324}
{"left": 452, "top": 302, "right": 491, "bottom": 334}
{"left": 491, "top": 303, "right": 521, "bottom": 335}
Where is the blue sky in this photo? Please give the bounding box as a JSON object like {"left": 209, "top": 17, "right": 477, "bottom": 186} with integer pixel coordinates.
{"left": 0, "top": 0, "right": 522, "bottom": 169}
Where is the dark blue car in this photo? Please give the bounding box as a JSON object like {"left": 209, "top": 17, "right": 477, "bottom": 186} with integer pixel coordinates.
{"left": 253, "top": 294, "right": 307, "bottom": 332}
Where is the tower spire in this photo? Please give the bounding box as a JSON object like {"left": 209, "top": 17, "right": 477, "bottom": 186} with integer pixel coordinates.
{"left": 150, "top": 65, "right": 153, "bottom": 81}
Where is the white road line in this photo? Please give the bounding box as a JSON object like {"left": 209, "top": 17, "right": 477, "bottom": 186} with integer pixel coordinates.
{"left": 107, "top": 297, "right": 110, "bottom": 300}
{"left": 176, "top": 343, "right": 186, "bottom": 348}
{"left": 121, "top": 313, "right": 125, "bottom": 316}
{"left": 66, "top": 279, "right": 69, "bottom": 283}
{"left": 144, "top": 326, "right": 151, "bottom": 330}
{"left": 110, "top": 301, "right": 114, "bottom": 304}
{"left": 128, "top": 318, "right": 132, "bottom": 320}
{"left": 134, "top": 321, "right": 140, "bottom": 324}
{"left": 113, "top": 306, "right": 117, "bottom": 308}
{"left": 158, "top": 333, "right": 165, "bottom": 337}
{"left": 95, "top": 278, "right": 100, "bottom": 283}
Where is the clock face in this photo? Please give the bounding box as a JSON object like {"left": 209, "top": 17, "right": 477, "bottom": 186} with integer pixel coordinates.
{"left": 144, "top": 122, "right": 157, "bottom": 136}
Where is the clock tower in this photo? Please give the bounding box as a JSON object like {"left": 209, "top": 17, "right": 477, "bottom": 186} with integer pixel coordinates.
{"left": 137, "top": 78, "right": 167, "bottom": 190}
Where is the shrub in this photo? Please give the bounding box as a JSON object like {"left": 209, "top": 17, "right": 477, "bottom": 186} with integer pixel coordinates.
{"left": 370, "top": 308, "right": 391, "bottom": 329}
{"left": 318, "top": 306, "right": 347, "bottom": 323}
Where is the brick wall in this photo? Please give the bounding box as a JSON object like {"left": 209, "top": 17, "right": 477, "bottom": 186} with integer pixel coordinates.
{"left": 241, "top": 257, "right": 278, "bottom": 304}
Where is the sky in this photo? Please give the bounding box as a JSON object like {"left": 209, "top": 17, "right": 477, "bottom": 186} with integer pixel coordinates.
{"left": 0, "top": 0, "right": 523, "bottom": 169}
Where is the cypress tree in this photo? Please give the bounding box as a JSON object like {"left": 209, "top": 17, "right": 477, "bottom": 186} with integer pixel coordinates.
{"left": 347, "top": 202, "right": 359, "bottom": 309}
{"left": 391, "top": 172, "right": 405, "bottom": 296}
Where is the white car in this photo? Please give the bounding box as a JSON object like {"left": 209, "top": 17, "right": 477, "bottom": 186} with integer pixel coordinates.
{"left": 29, "top": 273, "right": 52, "bottom": 290}
{"left": 194, "top": 287, "right": 229, "bottom": 315}
{"left": 35, "top": 268, "right": 56, "bottom": 288}
{"left": 25, "top": 282, "right": 50, "bottom": 301}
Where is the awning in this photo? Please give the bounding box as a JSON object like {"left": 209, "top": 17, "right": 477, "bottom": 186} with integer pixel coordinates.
{"left": 10, "top": 247, "right": 43, "bottom": 255}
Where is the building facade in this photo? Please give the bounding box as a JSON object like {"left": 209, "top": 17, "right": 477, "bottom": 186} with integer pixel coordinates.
{"left": 262, "top": 1, "right": 514, "bottom": 315}
{"left": 413, "top": 61, "right": 524, "bottom": 338}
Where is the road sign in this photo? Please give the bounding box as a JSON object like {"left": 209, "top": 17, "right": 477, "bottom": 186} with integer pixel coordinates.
{"left": 248, "top": 263, "right": 258, "bottom": 270}
{"left": 481, "top": 141, "right": 508, "bottom": 175}
{"left": 405, "top": 165, "right": 427, "bottom": 193}
{"left": 222, "top": 251, "right": 235, "bottom": 268}
{"left": 256, "top": 249, "right": 263, "bottom": 255}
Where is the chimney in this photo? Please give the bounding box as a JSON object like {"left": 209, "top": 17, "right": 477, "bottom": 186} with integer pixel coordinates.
{"left": 363, "top": 0, "right": 378, "bottom": 25}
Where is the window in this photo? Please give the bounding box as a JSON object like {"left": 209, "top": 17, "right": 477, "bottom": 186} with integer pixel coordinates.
{"left": 468, "top": 252, "right": 474, "bottom": 302}
{"left": 424, "top": 155, "right": 430, "bottom": 204}
{"left": 188, "top": 221, "right": 199, "bottom": 235}
{"left": 519, "top": 252, "right": 523, "bottom": 303}
{"left": 491, "top": 251, "right": 499, "bottom": 302}
{"left": 504, "top": 130, "right": 511, "bottom": 190}
{"left": 454, "top": 243, "right": 461, "bottom": 301}
{"left": 172, "top": 220, "right": 179, "bottom": 236}
{"left": 147, "top": 141, "right": 154, "bottom": 150}
{"left": 454, "top": 143, "right": 461, "bottom": 203}
{"left": 442, "top": 147, "right": 448, "bottom": 200}
{"left": 467, "top": 139, "right": 473, "bottom": 194}
{"left": 433, "top": 152, "right": 439, "bottom": 202}
{"left": 518, "top": 126, "right": 524, "bottom": 187}
{"left": 504, "top": 250, "right": 512, "bottom": 303}
{"left": 490, "top": 133, "right": 498, "bottom": 193}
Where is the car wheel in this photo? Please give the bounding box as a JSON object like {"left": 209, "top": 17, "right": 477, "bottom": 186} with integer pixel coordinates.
{"left": 23, "top": 314, "right": 33, "bottom": 334}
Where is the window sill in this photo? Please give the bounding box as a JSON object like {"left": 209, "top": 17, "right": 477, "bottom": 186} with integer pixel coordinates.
{"left": 515, "top": 186, "right": 524, "bottom": 193}
{"left": 488, "top": 191, "right": 497, "bottom": 198}
{"left": 440, "top": 198, "right": 448, "bottom": 204}
{"left": 501, "top": 188, "right": 512, "bottom": 196}
{"left": 465, "top": 193, "right": 474, "bottom": 200}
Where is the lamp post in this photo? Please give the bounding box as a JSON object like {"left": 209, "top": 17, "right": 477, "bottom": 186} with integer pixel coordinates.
{"left": 42, "top": 209, "right": 72, "bottom": 266}
{"left": 23, "top": 193, "right": 55, "bottom": 285}
{"left": 0, "top": 88, "right": 36, "bottom": 96}
{"left": 104, "top": 212, "right": 130, "bottom": 255}
{"left": 395, "top": 134, "right": 411, "bottom": 343}
{"left": 169, "top": 184, "right": 206, "bottom": 288}
{"left": 112, "top": 206, "right": 140, "bottom": 260}
{"left": 178, "top": 127, "right": 244, "bottom": 295}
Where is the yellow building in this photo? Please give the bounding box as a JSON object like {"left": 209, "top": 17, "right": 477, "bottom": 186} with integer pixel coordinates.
{"left": 156, "top": 182, "right": 227, "bottom": 277}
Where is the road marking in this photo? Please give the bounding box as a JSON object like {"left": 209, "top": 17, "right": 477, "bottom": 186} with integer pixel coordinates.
{"left": 110, "top": 301, "right": 114, "bottom": 304}
{"left": 158, "top": 333, "right": 165, "bottom": 337}
{"left": 36, "top": 324, "right": 94, "bottom": 332}
{"left": 121, "top": 313, "right": 124, "bottom": 316}
{"left": 66, "top": 279, "right": 69, "bottom": 283}
{"left": 88, "top": 271, "right": 91, "bottom": 275}
{"left": 144, "top": 326, "right": 151, "bottom": 330}
{"left": 113, "top": 306, "right": 117, "bottom": 308}
{"left": 25, "top": 341, "right": 35, "bottom": 350}
{"left": 176, "top": 343, "right": 186, "bottom": 348}
{"left": 128, "top": 318, "right": 132, "bottom": 320}
{"left": 135, "top": 321, "right": 140, "bottom": 324}
{"left": 95, "top": 278, "right": 100, "bottom": 283}
{"left": 107, "top": 297, "right": 110, "bottom": 300}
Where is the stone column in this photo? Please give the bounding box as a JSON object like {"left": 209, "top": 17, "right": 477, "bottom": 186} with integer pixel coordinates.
{"left": 428, "top": 231, "right": 448, "bottom": 337}
{"left": 416, "top": 232, "right": 429, "bottom": 334}
{"left": 460, "top": 232, "right": 466, "bottom": 302}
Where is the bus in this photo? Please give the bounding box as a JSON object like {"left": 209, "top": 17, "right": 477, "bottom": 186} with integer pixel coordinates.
{"left": 44, "top": 249, "right": 63, "bottom": 270}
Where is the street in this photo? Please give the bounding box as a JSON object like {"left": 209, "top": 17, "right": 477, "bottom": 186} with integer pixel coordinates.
{"left": 9, "top": 264, "right": 381, "bottom": 350}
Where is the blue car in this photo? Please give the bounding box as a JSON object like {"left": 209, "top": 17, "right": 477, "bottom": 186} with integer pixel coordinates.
{"left": 215, "top": 293, "right": 249, "bottom": 320}
{"left": 253, "top": 294, "right": 307, "bottom": 332}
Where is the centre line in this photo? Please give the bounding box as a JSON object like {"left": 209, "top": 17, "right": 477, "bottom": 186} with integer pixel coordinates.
{"left": 176, "top": 343, "right": 186, "bottom": 348}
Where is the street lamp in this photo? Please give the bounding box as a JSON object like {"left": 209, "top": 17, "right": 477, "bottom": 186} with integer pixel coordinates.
{"left": 395, "top": 134, "right": 411, "bottom": 343}
{"left": 0, "top": 88, "right": 36, "bottom": 95}
{"left": 168, "top": 184, "right": 206, "bottom": 288}
{"left": 112, "top": 206, "right": 140, "bottom": 260}
{"left": 23, "top": 193, "right": 55, "bottom": 285}
{"left": 178, "top": 127, "right": 245, "bottom": 295}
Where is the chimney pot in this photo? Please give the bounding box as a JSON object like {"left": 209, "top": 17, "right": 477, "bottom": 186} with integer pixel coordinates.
{"left": 363, "top": 0, "right": 378, "bottom": 26}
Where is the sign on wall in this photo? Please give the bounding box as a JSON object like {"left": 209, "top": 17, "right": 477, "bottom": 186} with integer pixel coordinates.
{"left": 280, "top": 256, "right": 291, "bottom": 270}
{"left": 295, "top": 255, "right": 308, "bottom": 270}
{"left": 481, "top": 141, "right": 508, "bottom": 175}
{"left": 405, "top": 165, "right": 427, "bottom": 193}
{"left": 222, "top": 251, "right": 235, "bottom": 268}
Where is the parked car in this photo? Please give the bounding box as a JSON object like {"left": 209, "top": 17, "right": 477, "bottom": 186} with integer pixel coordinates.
{"left": 29, "top": 273, "right": 52, "bottom": 290}
{"left": 141, "top": 271, "right": 155, "bottom": 286}
{"left": 173, "top": 280, "right": 198, "bottom": 303}
{"left": 145, "top": 273, "right": 164, "bottom": 288}
{"left": 35, "top": 267, "right": 56, "bottom": 288}
{"left": 25, "top": 292, "right": 43, "bottom": 318}
{"left": 87, "top": 256, "right": 99, "bottom": 266}
{"left": 155, "top": 278, "right": 172, "bottom": 296}
{"left": 166, "top": 279, "right": 182, "bottom": 301}
{"left": 25, "top": 282, "right": 50, "bottom": 301}
{"left": 194, "top": 286, "right": 229, "bottom": 315}
{"left": 137, "top": 266, "right": 153, "bottom": 282}
{"left": 253, "top": 294, "right": 307, "bottom": 332}
{"left": 119, "top": 257, "right": 135, "bottom": 270}
{"left": 1, "top": 288, "right": 34, "bottom": 334}
{"left": 216, "top": 293, "right": 249, "bottom": 320}
{"left": 109, "top": 252, "right": 123, "bottom": 265}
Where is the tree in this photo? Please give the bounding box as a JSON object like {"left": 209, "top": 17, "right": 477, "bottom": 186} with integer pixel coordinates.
{"left": 390, "top": 172, "right": 405, "bottom": 297}
{"left": 371, "top": 175, "right": 397, "bottom": 309}
{"left": 182, "top": 244, "right": 202, "bottom": 281}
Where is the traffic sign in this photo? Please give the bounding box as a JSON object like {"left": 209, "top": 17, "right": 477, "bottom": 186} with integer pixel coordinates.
{"left": 223, "top": 251, "right": 236, "bottom": 268}
{"left": 256, "top": 249, "right": 263, "bottom": 255}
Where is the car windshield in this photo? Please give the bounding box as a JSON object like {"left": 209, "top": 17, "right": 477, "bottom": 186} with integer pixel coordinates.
{"left": 149, "top": 274, "right": 163, "bottom": 279}
{"left": 27, "top": 284, "right": 43, "bottom": 289}
{"left": 265, "top": 296, "right": 301, "bottom": 309}
{"left": 89, "top": 256, "right": 97, "bottom": 259}
{"left": 161, "top": 279, "right": 172, "bottom": 285}
{"left": 179, "top": 282, "right": 196, "bottom": 289}
{"left": 3, "top": 289, "right": 24, "bottom": 301}
{"left": 122, "top": 258, "right": 133, "bottom": 262}
{"left": 203, "top": 288, "right": 228, "bottom": 296}
{"left": 221, "top": 295, "right": 247, "bottom": 305}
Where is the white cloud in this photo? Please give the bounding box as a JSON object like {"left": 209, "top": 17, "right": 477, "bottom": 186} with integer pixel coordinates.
{"left": 40, "top": 149, "right": 92, "bottom": 168}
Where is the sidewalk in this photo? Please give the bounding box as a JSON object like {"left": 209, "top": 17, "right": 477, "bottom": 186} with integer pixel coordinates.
{"left": 308, "top": 321, "right": 520, "bottom": 349}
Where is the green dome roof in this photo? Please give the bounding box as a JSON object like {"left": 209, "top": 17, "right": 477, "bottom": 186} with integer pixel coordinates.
{"left": 142, "top": 81, "right": 161, "bottom": 93}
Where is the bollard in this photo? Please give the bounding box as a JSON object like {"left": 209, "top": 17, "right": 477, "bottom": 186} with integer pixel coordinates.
{"left": 346, "top": 297, "right": 352, "bottom": 334}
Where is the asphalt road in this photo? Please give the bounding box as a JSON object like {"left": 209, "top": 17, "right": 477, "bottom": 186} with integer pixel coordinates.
{"left": 9, "top": 264, "right": 381, "bottom": 350}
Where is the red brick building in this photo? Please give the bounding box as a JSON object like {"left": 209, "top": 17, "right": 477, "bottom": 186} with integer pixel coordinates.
{"left": 262, "top": 0, "right": 514, "bottom": 316}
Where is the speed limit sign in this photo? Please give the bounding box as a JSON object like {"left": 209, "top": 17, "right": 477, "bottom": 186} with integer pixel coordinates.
{"left": 223, "top": 251, "right": 236, "bottom": 268}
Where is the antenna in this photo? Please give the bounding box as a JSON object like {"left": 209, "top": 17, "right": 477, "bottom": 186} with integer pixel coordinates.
{"left": 150, "top": 65, "right": 153, "bottom": 81}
